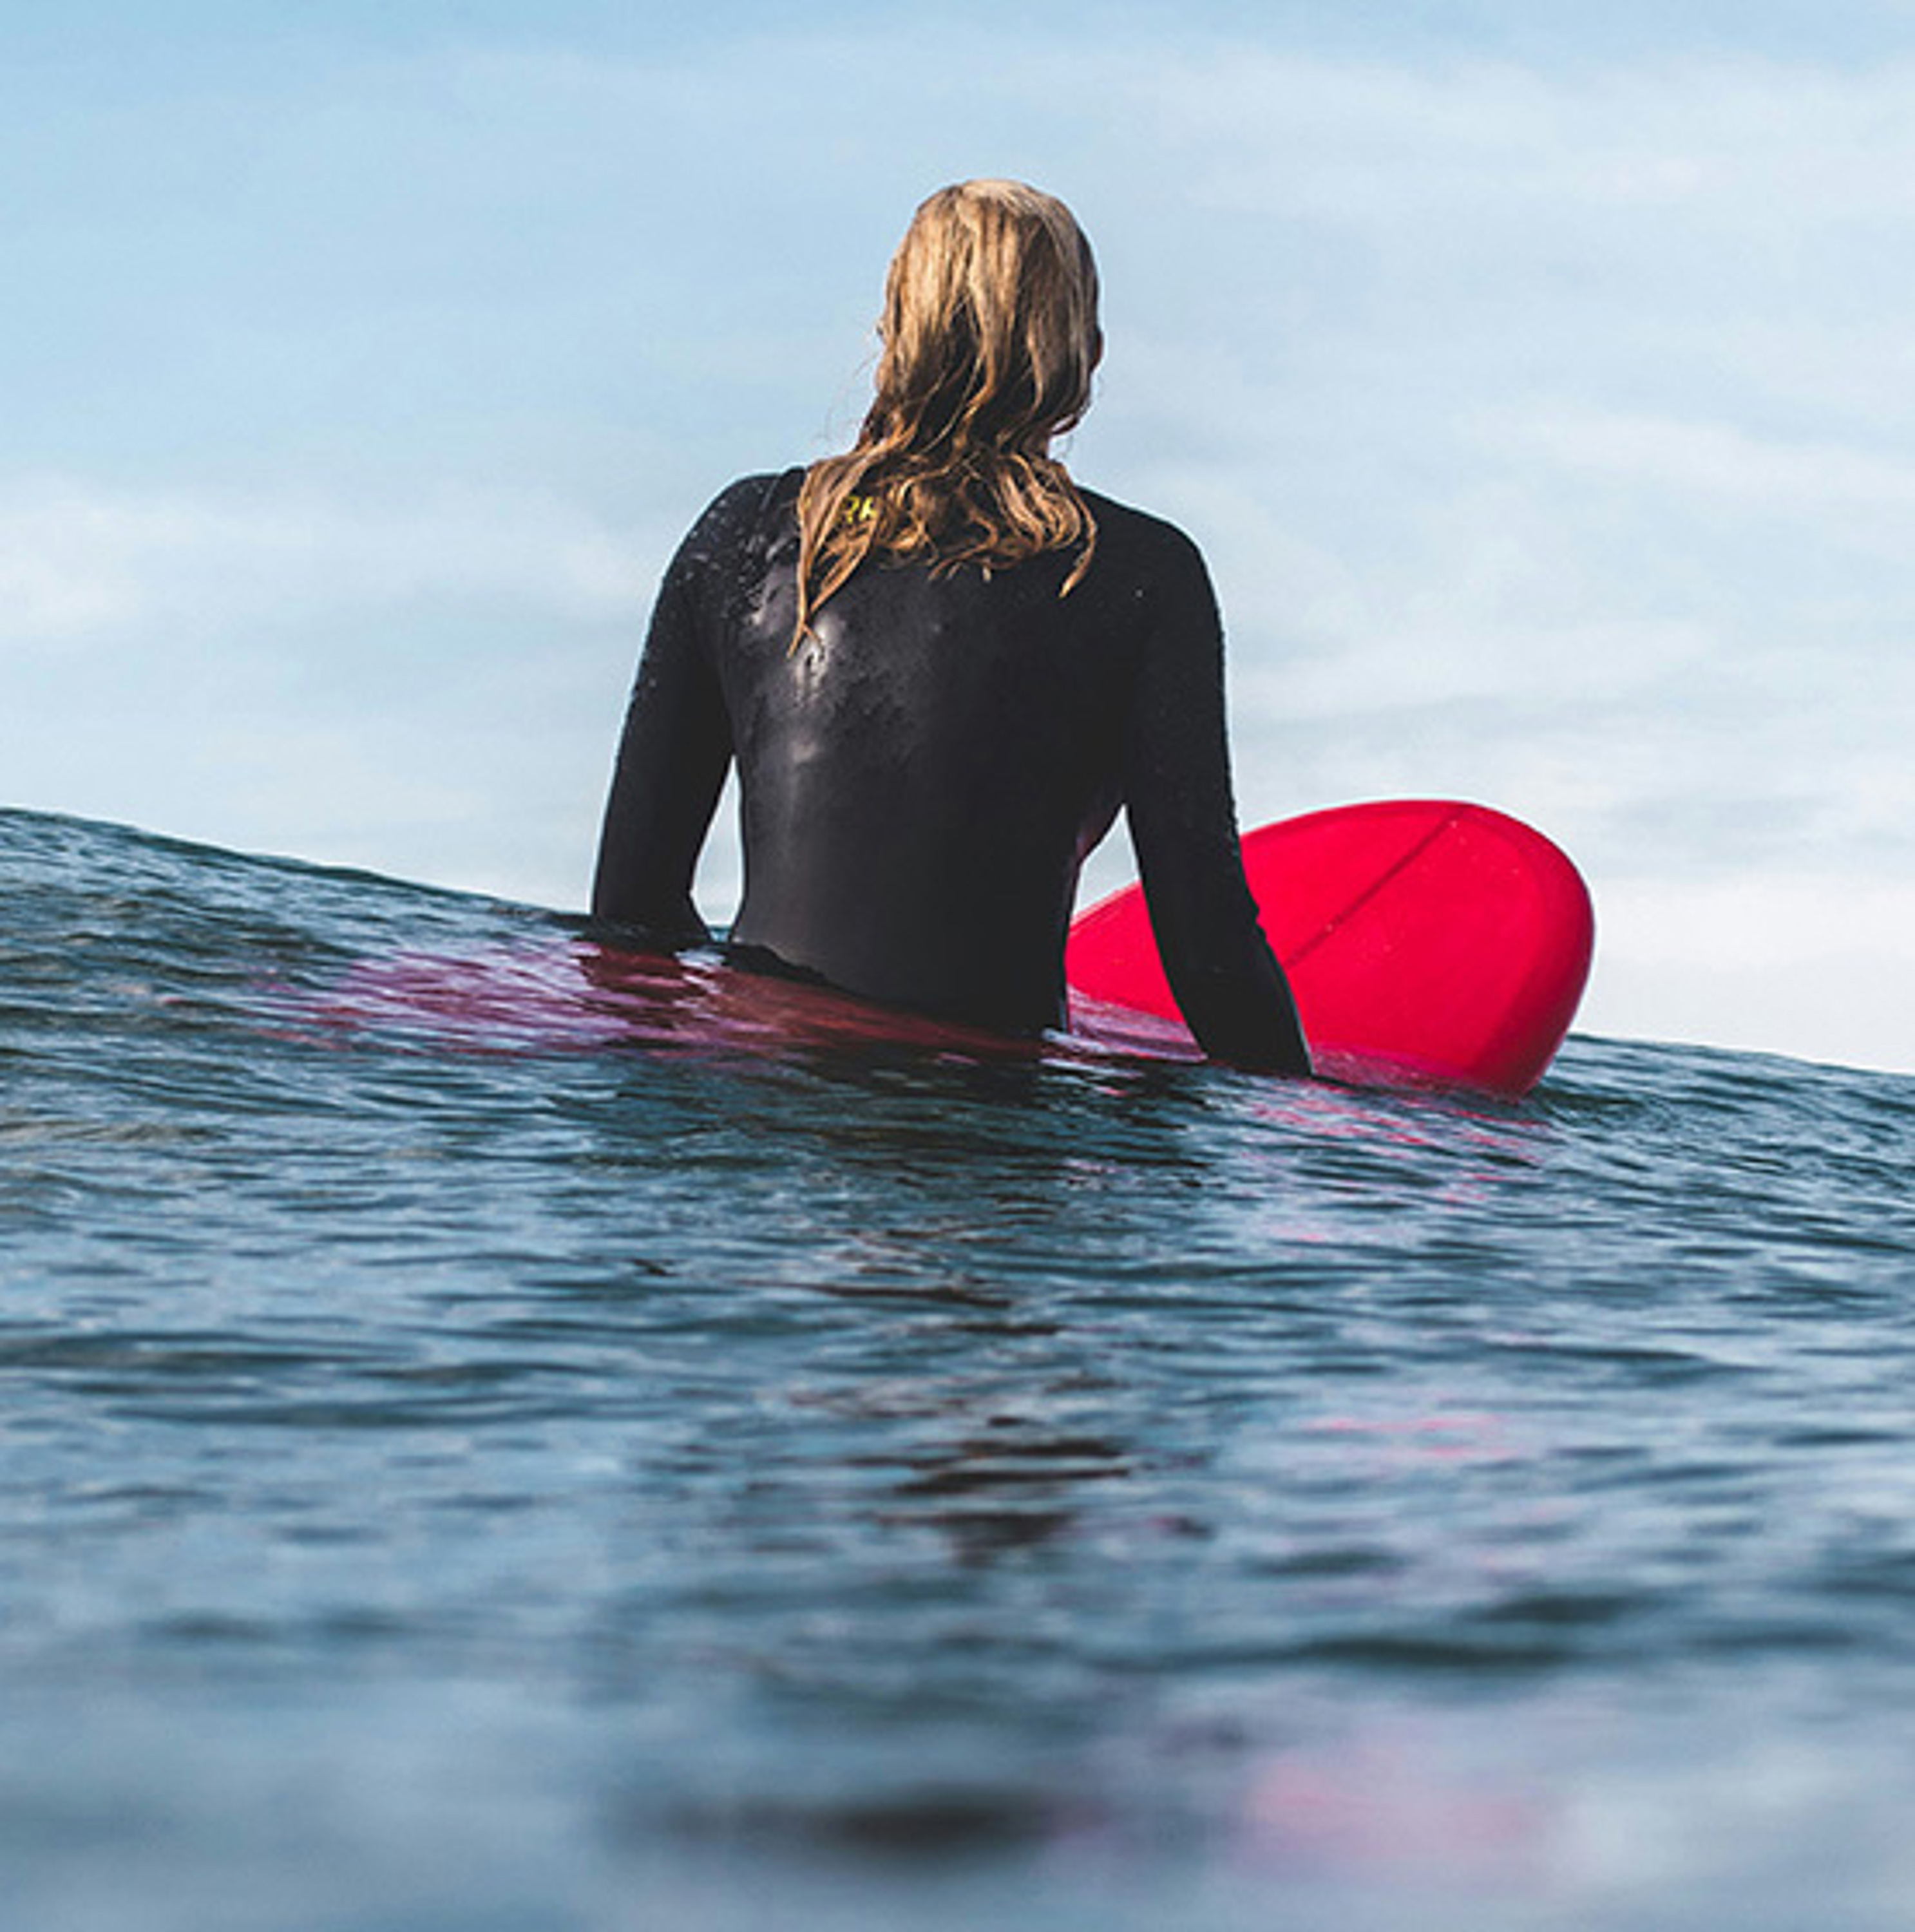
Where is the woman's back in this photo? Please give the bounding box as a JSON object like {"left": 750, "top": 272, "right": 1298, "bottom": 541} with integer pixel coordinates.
{"left": 730, "top": 471, "right": 1126, "bottom": 1028}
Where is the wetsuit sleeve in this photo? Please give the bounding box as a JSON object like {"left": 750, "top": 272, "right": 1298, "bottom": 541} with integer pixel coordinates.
{"left": 589, "top": 496, "right": 739, "bottom": 943}
{"left": 1122, "top": 531, "right": 1311, "bottom": 1075}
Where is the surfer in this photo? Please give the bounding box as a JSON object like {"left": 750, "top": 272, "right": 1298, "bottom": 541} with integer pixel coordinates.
{"left": 591, "top": 178, "right": 1310, "bottom": 1074}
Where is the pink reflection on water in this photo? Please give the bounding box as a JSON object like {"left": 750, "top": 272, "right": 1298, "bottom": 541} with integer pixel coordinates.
{"left": 280, "top": 940, "right": 1033, "bottom": 1061}
{"left": 1233, "top": 1736, "right": 1552, "bottom": 1884}
{"left": 1305, "top": 1410, "right": 1520, "bottom": 1468}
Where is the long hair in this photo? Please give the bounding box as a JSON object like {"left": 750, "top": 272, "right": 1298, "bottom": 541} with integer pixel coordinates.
{"left": 792, "top": 180, "right": 1102, "bottom": 649}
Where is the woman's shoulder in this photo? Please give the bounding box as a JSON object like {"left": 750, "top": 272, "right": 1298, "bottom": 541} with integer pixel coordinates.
{"left": 692, "top": 467, "right": 805, "bottom": 531}
{"left": 671, "top": 469, "right": 806, "bottom": 574}
{"left": 1075, "top": 486, "right": 1212, "bottom": 585}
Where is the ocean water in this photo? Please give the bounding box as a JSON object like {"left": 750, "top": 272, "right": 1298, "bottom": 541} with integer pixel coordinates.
{"left": 3, "top": 801, "right": 1913, "bottom": 1932}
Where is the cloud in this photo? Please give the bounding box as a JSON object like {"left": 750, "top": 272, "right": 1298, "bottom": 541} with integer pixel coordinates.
{"left": 1590, "top": 873, "right": 1915, "bottom": 1071}
{"left": 1516, "top": 410, "right": 1915, "bottom": 538}
{"left": 0, "top": 477, "right": 672, "bottom": 909}
{"left": 0, "top": 480, "right": 657, "bottom": 651}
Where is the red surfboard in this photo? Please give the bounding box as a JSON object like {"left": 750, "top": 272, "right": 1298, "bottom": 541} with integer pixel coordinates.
{"left": 1065, "top": 800, "right": 1595, "bottom": 1096}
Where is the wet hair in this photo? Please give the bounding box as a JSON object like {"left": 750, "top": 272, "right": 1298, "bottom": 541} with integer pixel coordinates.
{"left": 792, "top": 179, "right": 1102, "bottom": 649}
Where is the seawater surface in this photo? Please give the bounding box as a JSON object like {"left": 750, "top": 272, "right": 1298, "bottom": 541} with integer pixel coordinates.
{"left": 3, "top": 803, "right": 1913, "bottom": 1932}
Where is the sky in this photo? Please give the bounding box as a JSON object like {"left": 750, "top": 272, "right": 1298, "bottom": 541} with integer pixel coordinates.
{"left": 4, "top": 1, "right": 1914, "bottom": 1074}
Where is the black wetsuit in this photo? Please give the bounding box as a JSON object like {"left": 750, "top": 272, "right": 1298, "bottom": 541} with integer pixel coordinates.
{"left": 591, "top": 469, "right": 1309, "bottom": 1073}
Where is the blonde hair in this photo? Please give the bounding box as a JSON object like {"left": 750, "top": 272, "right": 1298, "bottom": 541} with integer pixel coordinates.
{"left": 792, "top": 179, "right": 1102, "bottom": 649}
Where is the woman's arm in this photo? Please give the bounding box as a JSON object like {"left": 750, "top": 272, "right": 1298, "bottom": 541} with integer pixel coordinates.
{"left": 1121, "top": 527, "right": 1311, "bottom": 1075}
{"left": 589, "top": 501, "right": 739, "bottom": 943}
